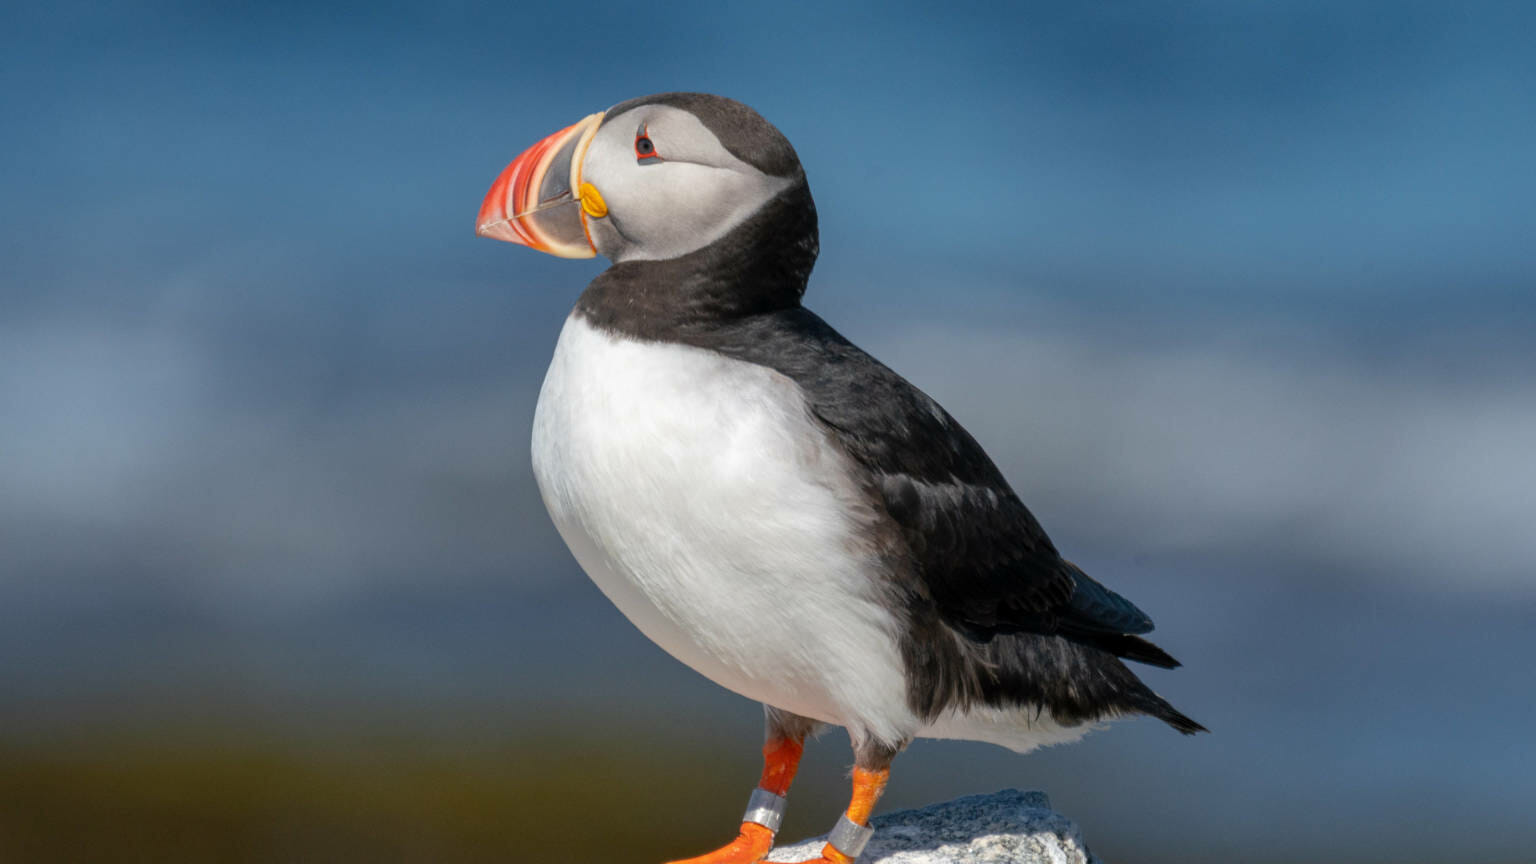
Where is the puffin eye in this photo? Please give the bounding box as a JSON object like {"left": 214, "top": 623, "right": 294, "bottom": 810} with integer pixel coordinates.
{"left": 635, "top": 127, "right": 660, "bottom": 161}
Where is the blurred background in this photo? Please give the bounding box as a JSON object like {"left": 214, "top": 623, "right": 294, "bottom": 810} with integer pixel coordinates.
{"left": 2, "top": 1, "right": 1533, "bottom": 862}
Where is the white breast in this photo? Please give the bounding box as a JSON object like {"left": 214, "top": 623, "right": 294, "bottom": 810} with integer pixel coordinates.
{"left": 531, "top": 313, "right": 917, "bottom": 747}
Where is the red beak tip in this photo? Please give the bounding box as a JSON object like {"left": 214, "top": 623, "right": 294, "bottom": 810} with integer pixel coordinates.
{"left": 476, "top": 219, "right": 523, "bottom": 244}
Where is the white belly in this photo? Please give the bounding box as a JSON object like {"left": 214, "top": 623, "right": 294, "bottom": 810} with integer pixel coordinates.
{"left": 531, "top": 313, "right": 917, "bottom": 746}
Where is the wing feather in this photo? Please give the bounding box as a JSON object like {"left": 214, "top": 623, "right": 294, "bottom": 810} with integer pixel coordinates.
{"left": 700, "top": 307, "right": 1159, "bottom": 645}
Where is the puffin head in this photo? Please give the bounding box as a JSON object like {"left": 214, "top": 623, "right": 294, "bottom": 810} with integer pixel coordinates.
{"left": 477, "top": 93, "right": 817, "bottom": 298}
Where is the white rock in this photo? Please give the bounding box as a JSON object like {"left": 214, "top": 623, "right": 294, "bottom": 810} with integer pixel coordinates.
{"left": 766, "top": 789, "right": 1102, "bottom": 864}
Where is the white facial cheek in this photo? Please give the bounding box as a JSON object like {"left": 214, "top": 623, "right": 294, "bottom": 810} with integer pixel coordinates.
{"left": 641, "top": 164, "right": 731, "bottom": 237}
{"left": 622, "top": 165, "right": 787, "bottom": 261}
{"left": 586, "top": 217, "right": 623, "bottom": 260}
{"left": 578, "top": 137, "right": 632, "bottom": 259}
{"left": 577, "top": 112, "right": 793, "bottom": 262}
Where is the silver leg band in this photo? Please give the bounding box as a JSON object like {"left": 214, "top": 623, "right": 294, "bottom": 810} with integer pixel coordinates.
{"left": 742, "top": 787, "right": 787, "bottom": 834}
{"left": 826, "top": 813, "right": 875, "bottom": 860}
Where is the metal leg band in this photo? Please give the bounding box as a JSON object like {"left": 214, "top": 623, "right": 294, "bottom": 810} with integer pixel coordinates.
{"left": 742, "top": 787, "right": 787, "bottom": 834}
{"left": 826, "top": 813, "right": 875, "bottom": 860}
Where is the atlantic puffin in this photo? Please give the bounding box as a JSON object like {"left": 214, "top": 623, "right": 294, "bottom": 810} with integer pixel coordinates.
{"left": 476, "top": 92, "right": 1204, "bottom": 864}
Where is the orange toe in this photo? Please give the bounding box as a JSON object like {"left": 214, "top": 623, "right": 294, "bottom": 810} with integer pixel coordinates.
{"left": 665, "top": 821, "right": 775, "bottom": 864}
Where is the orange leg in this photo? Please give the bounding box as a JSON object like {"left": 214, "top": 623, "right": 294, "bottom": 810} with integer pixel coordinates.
{"left": 665, "top": 736, "right": 806, "bottom": 864}
{"left": 786, "top": 766, "right": 891, "bottom": 864}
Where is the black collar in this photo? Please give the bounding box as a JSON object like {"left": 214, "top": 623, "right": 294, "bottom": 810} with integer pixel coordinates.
{"left": 575, "top": 179, "right": 819, "bottom": 341}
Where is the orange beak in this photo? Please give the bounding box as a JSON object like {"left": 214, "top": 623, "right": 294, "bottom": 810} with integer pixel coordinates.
{"left": 476, "top": 111, "right": 605, "bottom": 258}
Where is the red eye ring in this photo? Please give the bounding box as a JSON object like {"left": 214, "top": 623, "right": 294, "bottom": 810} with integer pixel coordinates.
{"left": 635, "top": 126, "right": 660, "bottom": 161}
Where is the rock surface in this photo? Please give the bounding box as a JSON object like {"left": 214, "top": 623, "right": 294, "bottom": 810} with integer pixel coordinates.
{"left": 766, "top": 789, "right": 1102, "bottom": 864}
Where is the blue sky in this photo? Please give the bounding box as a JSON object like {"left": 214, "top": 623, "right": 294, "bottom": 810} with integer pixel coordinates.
{"left": 3, "top": 2, "right": 1535, "bottom": 861}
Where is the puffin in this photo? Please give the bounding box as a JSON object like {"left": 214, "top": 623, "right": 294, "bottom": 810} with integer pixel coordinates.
{"left": 476, "top": 92, "right": 1204, "bottom": 864}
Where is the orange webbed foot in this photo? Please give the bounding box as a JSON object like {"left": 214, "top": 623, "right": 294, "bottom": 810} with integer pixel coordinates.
{"left": 664, "top": 821, "right": 775, "bottom": 864}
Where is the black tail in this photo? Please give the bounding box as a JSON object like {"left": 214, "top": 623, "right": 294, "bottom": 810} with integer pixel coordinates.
{"left": 1138, "top": 691, "right": 1209, "bottom": 735}
{"left": 942, "top": 627, "right": 1209, "bottom": 737}
{"left": 1067, "top": 629, "right": 1182, "bottom": 669}
{"left": 1076, "top": 631, "right": 1209, "bottom": 734}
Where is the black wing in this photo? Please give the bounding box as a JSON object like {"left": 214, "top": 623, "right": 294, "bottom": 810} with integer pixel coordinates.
{"left": 702, "top": 307, "right": 1168, "bottom": 657}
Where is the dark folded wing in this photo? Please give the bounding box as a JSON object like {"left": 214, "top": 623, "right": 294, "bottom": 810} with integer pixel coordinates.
{"left": 701, "top": 307, "right": 1156, "bottom": 641}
